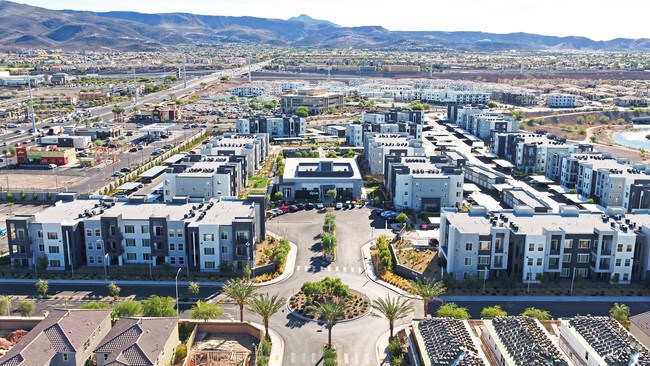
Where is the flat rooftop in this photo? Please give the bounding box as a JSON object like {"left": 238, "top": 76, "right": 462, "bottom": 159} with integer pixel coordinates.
{"left": 283, "top": 158, "right": 361, "bottom": 180}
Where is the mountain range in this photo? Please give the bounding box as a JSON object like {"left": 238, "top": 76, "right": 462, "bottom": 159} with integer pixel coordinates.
{"left": 2, "top": 0, "right": 650, "bottom": 52}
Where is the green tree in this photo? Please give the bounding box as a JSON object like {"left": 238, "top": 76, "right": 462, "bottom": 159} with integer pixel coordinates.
{"left": 321, "top": 232, "right": 337, "bottom": 254}
{"left": 273, "top": 191, "right": 283, "bottom": 201}
{"left": 576, "top": 115, "right": 584, "bottom": 124}
{"left": 410, "top": 278, "right": 446, "bottom": 317}
{"left": 610, "top": 303, "right": 630, "bottom": 323}
{"left": 295, "top": 106, "right": 309, "bottom": 118}
{"left": 31, "top": 192, "right": 38, "bottom": 201}
{"left": 395, "top": 213, "right": 408, "bottom": 223}
{"left": 79, "top": 302, "right": 110, "bottom": 309}
{"left": 437, "top": 303, "right": 470, "bottom": 319}
{"left": 18, "top": 300, "right": 34, "bottom": 317}
{"left": 307, "top": 301, "right": 347, "bottom": 349}
{"left": 0, "top": 296, "right": 9, "bottom": 316}
{"left": 481, "top": 305, "right": 507, "bottom": 318}
{"left": 36, "top": 254, "right": 48, "bottom": 273}
{"left": 486, "top": 101, "right": 498, "bottom": 109}
{"left": 248, "top": 293, "right": 286, "bottom": 339}
{"left": 326, "top": 189, "right": 337, "bottom": 200}
{"left": 599, "top": 115, "right": 610, "bottom": 123}
{"left": 520, "top": 307, "right": 551, "bottom": 321}
{"left": 222, "top": 279, "right": 257, "bottom": 322}
{"left": 141, "top": 295, "right": 177, "bottom": 317}
{"left": 190, "top": 300, "right": 223, "bottom": 321}
{"left": 35, "top": 279, "right": 48, "bottom": 298}
{"left": 19, "top": 191, "right": 25, "bottom": 201}
{"left": 371, "top": 296, "right": 411, "bottom": 339}
{"left": 510, "top": 110, "right": 525, "bottom": 120}
{"left": 111, "top": 301, "right": 143, "bottom": 318}
{"left": 188, "top": 282, "right": 200, "bottom": 298}
{"left": 107, "top": 282, "right": 121, "bottom": 298}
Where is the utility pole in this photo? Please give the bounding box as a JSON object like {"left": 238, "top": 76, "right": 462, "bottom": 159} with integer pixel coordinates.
{"left": 182, "top": 52, "right": 187, "bottom": 89}
{"left": 27, "top": 76, "right": 35, "bottom": 133}
{"left": 133, "top": 67, "right": 138, "bottom": 104}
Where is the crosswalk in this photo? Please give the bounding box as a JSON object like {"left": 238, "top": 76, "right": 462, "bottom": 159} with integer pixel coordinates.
{"left": 288, "top": 352, "right": 372, "bottom": 365}
{"left": 294, "top": 265, "right": 365, "bottom": 274}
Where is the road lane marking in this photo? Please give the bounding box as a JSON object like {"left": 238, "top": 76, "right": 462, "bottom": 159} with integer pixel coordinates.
{"left": 336, "top": 266, "right": 339, "bottom": 271}
{"left": 358, "top": 267, "right": 363, "bottom": 273}
{"left": 354, "top": 353, "right": 359, "bottom": 364}
{"left": 302, "top": 353, "right": 306, "bottom": 363}
{"left": 311, "top": 353, "right": 316, "bottom": 363}
{"left": 343, "top": 267, "right": 347, "bottom": 272}
{"left": 290, "top": 353, "right": 296, "bottom": 363}
{"left": 328, "top": 266, "right": 331, "bottom": 271}
{"left": 344, "top": 353, "right": 349, "bottom": 363}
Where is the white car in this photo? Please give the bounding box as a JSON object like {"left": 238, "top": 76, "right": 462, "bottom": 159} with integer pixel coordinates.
{"left": 335, "top": 202, "right": 342, "bottom": 210}
{"left": 316, "top": 203, "right": 324, "bottom": 209}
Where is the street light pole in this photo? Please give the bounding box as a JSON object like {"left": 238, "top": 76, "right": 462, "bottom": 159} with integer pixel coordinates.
{"left": 27, "top": 76, "right": 35, "bottom": 134}
{"left": 175, "top": 267, "right": 182, "bottom": 313}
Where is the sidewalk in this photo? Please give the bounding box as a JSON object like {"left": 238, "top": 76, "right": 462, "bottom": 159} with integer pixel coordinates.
{"left": 375, "top": 325, "right": 410, "bottom": 366}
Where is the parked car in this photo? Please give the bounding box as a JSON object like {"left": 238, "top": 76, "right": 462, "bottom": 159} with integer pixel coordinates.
{"left": 335, "top": 202, "right": 342, "bottom": 210}
{"left": 305, "top": 203, "right": 314, "bottom": 210}
{"left": 162, "top": 144, "right": 172, "bottom": 149}
{"left": 420, "top": 224, "right": 429, "bottom": 231}
{"left": 129, "top": 147, "right": 138, "bottom": 152}
{"left": 112, "top": 171, "right": 123, "bottom": 177}
{"left": 296, "top": 203, "right": 305, "bottom": 210}
{"left": 345, "top": 201, "right": 351, "bottom": 208}
{"left": 183, "top": 124, "right": 191, "bottom": 129}
{"left": 120, "top": 167, "right": 131, "bottom": 172}
{"left": 136, "top": 145, "right": 144, "bottom": 150}
{"left": 278, "top": 206, "right": 290, "bottom": 213}
{"left": 316, "top": 203, "right": 324, "bottom": 209}
{"left": 289, "top": 205, "right": 299, "bottom": 212}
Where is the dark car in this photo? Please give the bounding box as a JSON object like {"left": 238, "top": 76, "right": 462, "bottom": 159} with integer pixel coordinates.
{"left": 129, "top": 147, "right": 138, "bottom": 152}
{"left": 296, "top": 203, "right": 305, "bottom": 210}
{"left": 120, "top": 167, "right": 131, "bottom": 172}
{"left": 305, "top": 203, "right": 314, "bottom": 210}
{"left": 289, "top": 205, "right": 299, "bottom": 212}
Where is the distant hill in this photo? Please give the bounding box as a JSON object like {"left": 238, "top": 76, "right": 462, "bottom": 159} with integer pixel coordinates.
{"left": 287, "top": 14, "right": 340, "bottom": 28}
{"left": 1, "top": 0, "right": 649, "bottom": 52}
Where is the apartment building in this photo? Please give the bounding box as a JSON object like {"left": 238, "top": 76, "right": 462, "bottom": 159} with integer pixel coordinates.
{"left": 280, "top": 89, "right": 345, "bottom": 115}
{"left": 236, "top": 115, "right": 306, "bottom": 138}
{"left": 364, "top": 133, "right": 425, "bottom": 175}
{"left": 276, "top": 158, "right": 363, "bottom": 201}
{"left": 490, "top": 90, "right": 539, "bottom": 106}
{"left": 344, "top": 109, "right": 424, "bottom": 147}
{"left": 6, "top": 195, "right": 266, "bottom": 273}
{"left": 163, "top": 155, "right": 246, "bottom": 202}
{"left": 460, "top": 113, "right": 518, "bottom": 140}
{"left": 417, "top": 89, "right": 490, "bottom": 104}
{"left": 546, "top": 94, "right": 577, "bottom": 107}
{"left": 0, "top": 309, "right": 112, "bottom": 366}
{"left": 201, "top": 133, "right": 269, "bottom": 174}
{"left": 462, "top": 165, "right": 508, "bottom": 191}
{"left": 447, "top": 104, "right": 488, "bottom": 124}
{"left": 384, "top": 155, "right": 463, "bottom": 211}
{"left": 493, "top": 132, "right": 593, "bottom": 175}
{"left": 439, "top": 205, "right": 638, "bottom": 283}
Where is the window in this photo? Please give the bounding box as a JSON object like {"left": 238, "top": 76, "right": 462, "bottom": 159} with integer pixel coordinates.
{"left": 205, "top": 261, "right": 215, "bottom": 269}
{"left": 551, "top": 240, "right": 559, "bottom": 251}
{"left": 204, "top": 247, "right": 215, "bottom": 255}
{"left": 179, "top": 257, "right": 185, "bottom": 265}
{"left": 577, "top": 268, "right": 588, "bottom": 278}
{"left": 86, "top": 229, "right": 92, "bottom": 237}
{"left": 177, "top": 230, "right": 183, "bottom": 237}
{"left": 170, "top": 257, "right": 176, "bottom": 265}
{"left": 617, "top": 244, "right": 623, "bottom": 252}
{"left": 87, "top": 242, "right": 93, "bottom": 250}
{"left": 537, "top": 243, "right": 544, "bottom": 252}
{"left": 221, "top": 246, "right": 228, "bottom": 254}
{"left": 142, "top": 239, "right": 150, "bottom": 247}
{"left": 464, "top": 257, "right": 471, "bottom": 266}
{"left": 623, "top": 273, "right": 629, "bottom": 281}
{"left": 49, "top": 259, "right": 61, "bottom": 267}
{"left": 96, "top": 241, "right": 102, "bottom": 250}
{"left": 97, "top": 256, "right": 103, "bottom": 264}
{"left": 615, "top": 259, "right": 622, "bottom": 267}
{"left": 627, "top": 245, "right": 633, "bottom": 252}
{"left": 536, "top": 258, "right": 542, "bottom": 266}
{"left": 154, "top": 226, "right": 163, "bottom": 236}
{"left": 169, "top": 229, "right": 175, "bottom": 237}
{"left": 528, "top": 243, "right": 535, "bottom": 252}
{"left": 625, "top": 259, "right": 631, "bottom": 267}
{"left": 221, "top": 232, "right": 228, "bottom": 240}
{"left": 141, "top": 225, "right": 149, "bottom": 234}
{"left": 89, "top": 256, "right": 94, "bottom": 264}
{"left": 143, "top": 253, "right": 151, "bottom": 261}
{"left": 577, "top": 254, "right": 589, "bottom": 263}
{"left": 47, "top": 232, "right": 58, "bottom": 240}
{"left": 549, "top": 258, "right": 558, "bottom": 266}
{"left": 563, "top": 254, "right": 571, "bottom": 263}
{"left": 104, "top": 354, "right": 108, "bottom": 361}
{"left": 63, "top": 354, "right": 68, "bottom": 361}
{"left": 465, "top": 243, "right": 473, "bottom": 251}
{"left": 95, "top": 229, "right": 100, "bottom": 236}
{"left": 527, "top": 257, "right": 533, "bottom": 265}
{"left": 236, "top": 247, "right": 247, "bottom": 256}
{"left": 178, "top": 243, "right": 184, "bottom": 251}
{"left": 84, "top": 340, "right": 90, "bottom": 352}
{"left": 478, "top": 256, "right": 490, "bottom": 265}
{"left": 564, "top": 239, "right": 573, "bottom": 249}
{"left": 236, "top": 232, "right": 249, "bottom": 241}
{"left": 578, "top": 240, "right": 590, "bottom": 249}
{"left": 37, "top": 230, "right": 43, "bottom": 238}
{"left": 126, "top": 253, "right": 136, "bottom": 261}
{"left": 125, "top": 239, "right": 136, "bottom": 247}
{"left": 203, "top": 233, "right": 214, "bottom": 241}
{"left": 48, "top": 246, "right": 59, "bottom": 254}
{"left": 38, "top": 244, "right": 44, "bottom": 252}
{"left": 169, "top": 243, "right": 175, "bottom": 251}
{"left": 479, "top": 241, "right": 490, "bottom": 250}
{"left": 561, "top": 268, "right": 570, "bottom": 277}
{"left": 124, "top": 225, "right": 135, "bottom": 234}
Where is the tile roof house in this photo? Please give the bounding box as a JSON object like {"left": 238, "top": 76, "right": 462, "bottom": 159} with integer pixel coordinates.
{"left": 631, "top": 311, "right": 650, "bottom": 350}
{"left": 95, "top": 317, "right": 179, "bottom": 366}
{"left": 0, "top": 309, "right": 112, "bottom": 366}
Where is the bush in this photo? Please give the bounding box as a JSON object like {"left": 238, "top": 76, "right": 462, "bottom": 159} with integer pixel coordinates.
{"left": 390, "top": 357, "right": 404, "bottom": 366}
{"left": 261, "top": 336, "right": 272, "bottom": 357}
{"left": 18, "top": 300, "right": 35, "bottom": 317}
{"left": 174, "top": 345, "right": 187, "bottom": 363}
{"left": 387, "top": 338, "right": 402, "bottom": 358}
{"left": 323, "top": 347, "right": 337, "bottom": 359}
{"left": 437, "top": 303, "right": 470, "bottom": 319}
{"left": 323, "top": 359, "right": 338, "bottom": 366}
{"left": 79, "top": 302, "right": 110, "bottom": 309}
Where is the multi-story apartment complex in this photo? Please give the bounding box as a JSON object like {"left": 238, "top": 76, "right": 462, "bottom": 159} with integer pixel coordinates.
{"left": 6, "top": 195, "right": 266, "bottom": 273}
{"left": 280, "top": 89, "right": 345, "bottom": 115}
{"left": 364, "top": 133, "right": 424, "bottom": 175}
{"left": 447, "top": 104, "right": 488, "bottom": 124}
{"left": 345, "top": 109, "right": 424, "bottom": 147}
{"left": 200, "top": 133, "right": 269, "bottom": 175}
{"left": 546, "top": 94, "right": 577, "bottom": 107}
{"left": 276, "top": 158, "right": 363, "bottom": 201}
{"left": 416, "top": 89, "right": 490, "bottom": 104}
{"left": 447, "top": 105, "right": 518, "bottom": 140}
{"left": 440, "top": 205, "right": 638, "bottom": 284}
{"left": 163, "top": 155, "right": 246, "bottom": 202}
{"left": 490, "top": 90, "right": 539, "bottom": 106}
{"left": 236, "top": 115, "right": 306, "bottom": 138}
{"left": 384, "top": 155, "right": 463, "bottom": 211}
{"left": 493, "top": 132, "right": 593, "bottom": 175}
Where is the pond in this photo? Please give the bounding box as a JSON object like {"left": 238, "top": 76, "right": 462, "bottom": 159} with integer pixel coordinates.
{"left": 613, "top": 126, "right": 650, "bottom": 150}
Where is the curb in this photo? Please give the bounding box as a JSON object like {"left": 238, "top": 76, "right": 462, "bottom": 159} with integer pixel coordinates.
{"left": 360, "top": 243, "right": 410, "bottom": 296}
{"left": 285, "top": 292, "right": 372, "bottom": 324}
{"left": 375, "top": 324, "right": 409, "bottom": 366}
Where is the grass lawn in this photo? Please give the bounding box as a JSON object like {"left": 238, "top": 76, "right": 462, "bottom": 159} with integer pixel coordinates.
{"left": 247, "top": 190, "right": 266, "bottom": 197}
{"left": 370, "top": 189, "right": 386, "bottom": 201}
{"left": 248, "top": 177, "right": 268, "bottom": 189}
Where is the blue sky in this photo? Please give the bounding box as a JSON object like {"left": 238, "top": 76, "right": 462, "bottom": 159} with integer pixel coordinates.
{"left": 16, "top": 0, "right": 649, "bottom": 41}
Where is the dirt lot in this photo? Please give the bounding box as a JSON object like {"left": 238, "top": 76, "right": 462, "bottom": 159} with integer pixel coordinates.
{"left": 0, "top": 171, "right": 85, "bottom": 192}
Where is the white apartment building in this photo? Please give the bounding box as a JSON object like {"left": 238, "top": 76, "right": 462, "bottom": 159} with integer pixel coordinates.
{"left": 546, "top": 94, "right": 577, "bottom": 107}
{"left": 364, "top": 133, "right": 425, "bottom": 175}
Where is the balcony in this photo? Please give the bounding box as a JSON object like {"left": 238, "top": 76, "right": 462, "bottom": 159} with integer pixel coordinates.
{"left": 11, "top": 244, "right": 32, "bottom": 259}
{"left": 105, "top": 241, "right": 124, "bottom": 255}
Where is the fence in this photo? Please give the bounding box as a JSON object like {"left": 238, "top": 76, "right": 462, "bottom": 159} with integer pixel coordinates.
{"left": 388, "top": 242, "right": 428, "bottom": 282}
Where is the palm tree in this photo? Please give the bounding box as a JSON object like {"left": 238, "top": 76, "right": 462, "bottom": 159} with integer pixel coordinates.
{"left": 222, "top": 279, "right": 257, "bottom": 322}
{"left": 372, "top": 296, "right": 411, "bottom": 339}
{"left": 307, "top": 300, "right": 347, "bottom": 349}
{"left": 410, "top": 278, "right": 446, "bottom": 318}
{"left": 247, "top": 293, "right": 286, "bottom": 339}
{"left": 190, "top": 300, "right": 223, "bottom": 321}
{"left": 610, "top": 303, "right": 630, "bottom": 323}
